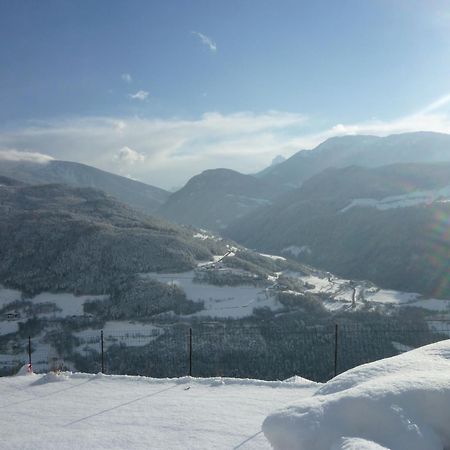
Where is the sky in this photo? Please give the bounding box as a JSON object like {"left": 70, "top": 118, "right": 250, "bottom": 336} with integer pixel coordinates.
{"left": 1, "top": 0, "right": 450, "bottom": 189}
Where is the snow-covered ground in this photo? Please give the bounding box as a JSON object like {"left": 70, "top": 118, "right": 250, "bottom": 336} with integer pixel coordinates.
{"left": 3, "top": 339, "right": 450, "bottom": 450}
{"left": 0, "top": 372, "right": 316, "bottom": 450}
{"left": 0, "top": 320, "right": 19, "bottom": 336}
{"left": 145, "top": 271, "right": 281, "bottom": 319}
{"left": 340, "top": 184, "right": 450, "bottom": 213}
{"left": 263, "top": 339, "right": 450, "bottom": 450}
{"left": 30, "top": 292, "right": 108, "bottom": 318}
{"left": 298, "top": 274, "right": 450, "bottom": 313}
{"left": 281, "top": 245, "right": 312, "bottom": 257}
{"left": 0, "top": 286, "right": 22, "bottom": 309}
{"left": 259, "top": 253, "right": 286, "bottom": 261}
{"left": 74, "top": 322, "right": 164, "bottom": 351}
{"left": 0, "top": 285, "right": 107, "bottom": 320}
{"left": 2, "top": 264, "right": 450, "bottom": 377}
{"left": 0, "top": 286, "right": 108, "bottom": 371}
{"left": 408, "top": 298, "right": 450, "bottom": 312}
{"left": 364, "top": 289, "right": 419, "bottom": 305}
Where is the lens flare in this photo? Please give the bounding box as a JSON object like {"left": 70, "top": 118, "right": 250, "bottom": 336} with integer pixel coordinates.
{"left": 426, "top": 208, "right": 450, "bottom": 298}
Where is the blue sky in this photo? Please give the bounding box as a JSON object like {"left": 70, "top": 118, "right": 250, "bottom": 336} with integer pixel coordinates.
{"left": 1, "top": 0, "right": 450, "bottom": 188}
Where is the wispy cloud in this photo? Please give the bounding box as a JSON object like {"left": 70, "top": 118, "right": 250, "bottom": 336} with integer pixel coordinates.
{"left": 2, "top": 93, "right": 450, "bottom": 189}
{"left": 114, "top": 146, "right": 145, "bottom": 164}
{"left": 192, "top": 31, "right": 217, "bottom": 52}
{"left": 129, "top": 90, "right": 149, "bottom": 101}
{"left": 0, "top": 111, "right": 305, "bottom": 188}
{"left": 121, "top": 73, "right": 132, "bottom": 83}
{"left": 281, "top": 92, "right": 450, "bottom": 151}
{"left": 0, "top": 149, "right": 54, "bottom": 164}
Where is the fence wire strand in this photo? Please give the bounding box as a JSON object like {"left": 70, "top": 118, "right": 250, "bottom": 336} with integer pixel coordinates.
{"left": 1, "top": 323, "right": 449, "bottom": 382}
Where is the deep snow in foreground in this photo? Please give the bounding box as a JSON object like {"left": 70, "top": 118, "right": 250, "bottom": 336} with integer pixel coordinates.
{"left": 0, "top": 371, "right": 317, "bottom": 450}
{"left": 263, "top": 339, "right": 450, "bottom": 450}
{"left": 3, "top": 341, "right": 450, "bottom": 450}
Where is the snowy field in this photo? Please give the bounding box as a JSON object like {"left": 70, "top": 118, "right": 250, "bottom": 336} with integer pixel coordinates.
{"left": 144, "top": 271, "right": 280, "bottom": 319}
{"left": 74, "top": 321, "right": 163, "bottom": 351}
{"left": 2, "top": 267, "right": 450, "bottom": 376}
{"left": 340, "top": 184, "right": 450, "bottom": 213}
{"left": 298, "top": 274, "right": 450, "bottom": 313}
{"left": 0, "top": 287, "right": 22, "bottom": 309}
{"left": 0, "top": 285, "right": 107, "bottom": 323}
{"left": 2, "top": 340, "right": 450, "bottom": 450}
{"left": 0, "top": 372, "right": 316, "bottom": 450}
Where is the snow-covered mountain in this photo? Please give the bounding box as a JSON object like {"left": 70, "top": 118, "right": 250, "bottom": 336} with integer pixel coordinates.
{"left": 156, "top": 132, "right": 450, "bottom": 233}
{"left": 2, "top": 177, "right": 448, "bottom": 380}
{"left": 227, "top": 162, "right": 450, "bottom": 298}
{"left": 0, "top": 179, "right": 220, "bottom": 296}
{"left": 158, "top": 168, "right": 285, "bottom": 231}
{"left": 258, "top": 131, "right": 450, "bottom": 189}
{"left": 0, "top": 159, "right": 170, "bottom": 214}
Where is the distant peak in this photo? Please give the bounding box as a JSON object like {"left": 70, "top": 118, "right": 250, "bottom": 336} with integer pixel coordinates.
{"left": 271, "top": 155, "right": 286, "bottom": 166}
{"left": 317, "top": 134, "right": 380, "bottom": 148}
{"left": 192, "top": 168, "right": 247, "bottom": 181}
{"left": 200, "top": 168, "right": 241, "bottom": 176}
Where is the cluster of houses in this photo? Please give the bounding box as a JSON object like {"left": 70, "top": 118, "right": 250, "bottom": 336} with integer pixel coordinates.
{"left": 4, "top": 311, "right": 20, "bottom": 321}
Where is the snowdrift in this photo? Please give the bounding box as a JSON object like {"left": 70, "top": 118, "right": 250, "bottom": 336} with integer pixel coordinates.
{"left": 263, "top": 339, "right": 450, "bottom": 450}
{"left": 1, "top": 371, "right": 318, "bottom": 450}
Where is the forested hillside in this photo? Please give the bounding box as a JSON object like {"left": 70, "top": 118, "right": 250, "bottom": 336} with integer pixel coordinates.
{"left": 0, "top": 181, "right": 223, "bottom": 296}
{"left": 158, "top": 168, "right": 285, "bottom": 231}
{"left": 0, "top": 159, "right": 169, "bottom": 214}
{"left": 227, "top": 163, "right": 450, "bottom": 297}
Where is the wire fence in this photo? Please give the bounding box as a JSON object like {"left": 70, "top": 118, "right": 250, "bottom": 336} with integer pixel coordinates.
{"left": 1, "top": 322, "right": 449, "bottom": 382}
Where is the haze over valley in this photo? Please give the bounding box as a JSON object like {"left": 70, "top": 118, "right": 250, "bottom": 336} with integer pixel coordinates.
{"left": 2, "top": 130, "right": 450, "bottom": 381}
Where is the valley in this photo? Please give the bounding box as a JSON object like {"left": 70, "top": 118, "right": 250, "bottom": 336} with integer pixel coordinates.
{"left": 2, "top": 132, "right": 450, "bottom": 382}
{"left": 2, "top": 242, "right": 449, "bottom": 379}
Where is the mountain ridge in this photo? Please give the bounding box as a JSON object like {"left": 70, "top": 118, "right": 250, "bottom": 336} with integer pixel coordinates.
{"left": 258, "top": 131, "right": 450, "bottom": 188}
{"left": 158, "top": 168, "right": 286, "bottom": 231}
{"left": 0, "top": 159, "right": 170, "bottom": 214}
{"left": 226, "top": 162, "right": 450, "bottom": 297}
{"left": 0, "top": 180, "right": 220, "bottom": 296}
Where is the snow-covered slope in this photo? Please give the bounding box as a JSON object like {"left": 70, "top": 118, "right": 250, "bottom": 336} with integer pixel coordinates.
{"left": 3, "top": 260, "right": 450, "bottom": 376}
{"left": 340, "top": 184, "right": 450, "bottom": 212}
{"left": 158, "top": 168, "right": 285, "bottom": 231}
{"left": 4, "top": 339, "right": 450, "bottom": 450}
{"left": 0, "top": 372, "right": 317, "bottom": 450}
{"left": 258, "top": 132, "right": 450, "bottom": 189}
{"left": 228, "top": 162, "right": 450, "bottom": 298}
{"left": 0, "top": 159, "right": 169, "bottom": 213}
{"left": 146, "top": 270, "right": 281, "bottom": 319}
{"left": 298, "top": 273, "right": 450, "bottom": 312}
{"left": 263, "top": 339, "right": 450, "bottom": 450}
